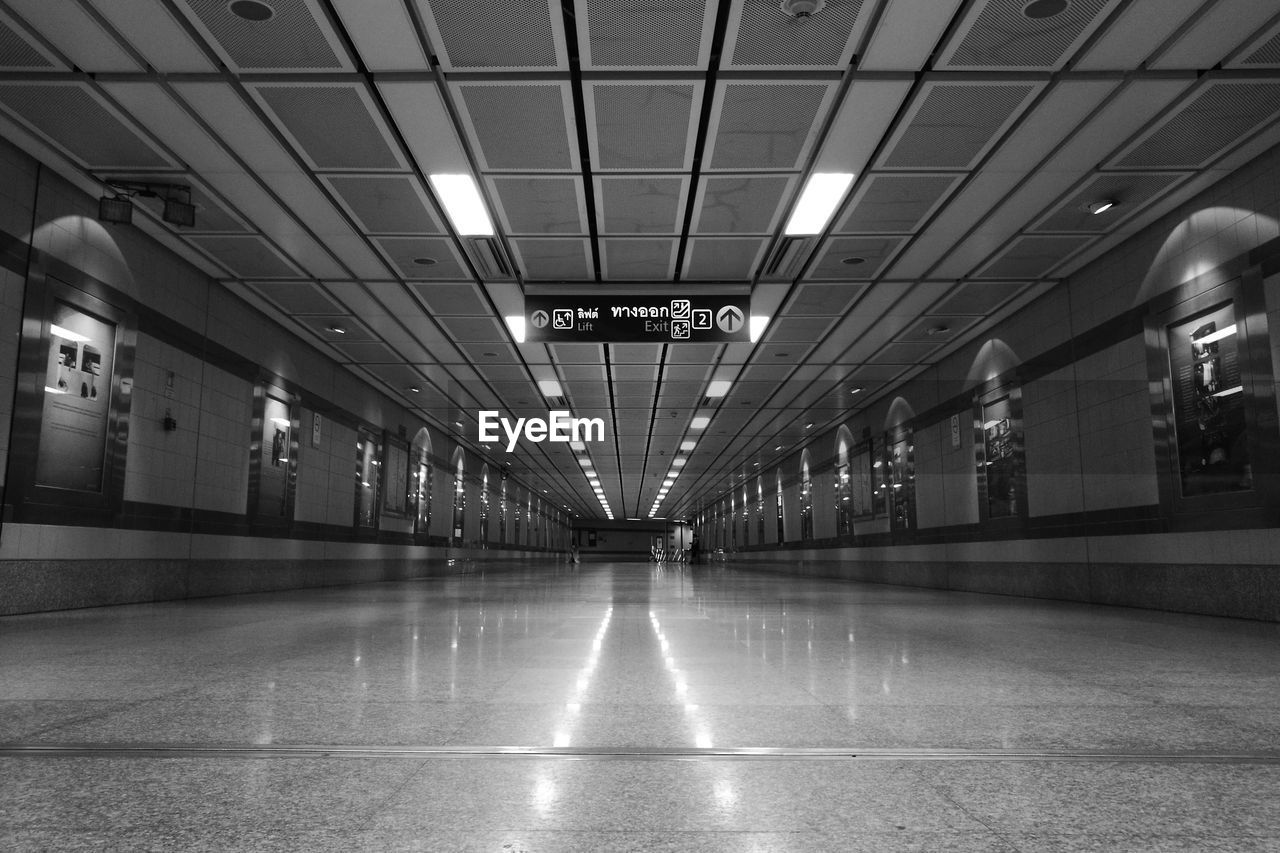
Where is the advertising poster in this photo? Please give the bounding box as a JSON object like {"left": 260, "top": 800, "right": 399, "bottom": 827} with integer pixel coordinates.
{"left": 35, "top": 302, "right": 116, "bottom": 492}
{"left": 257, "top": 396, "right": 291, "bottom": 517}
{"left": 982, "top": 395, "right": 1018, "bottom": 518}
{"left": 1168, "top": 304, "right": 1250, "bottom": 496}
{"left": 851, "top": 448, "right": 873, "bottom": 518}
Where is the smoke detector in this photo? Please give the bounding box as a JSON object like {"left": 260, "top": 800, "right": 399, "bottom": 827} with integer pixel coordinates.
{"left": 780, "top": 0, "right": 825, "bottom": 18}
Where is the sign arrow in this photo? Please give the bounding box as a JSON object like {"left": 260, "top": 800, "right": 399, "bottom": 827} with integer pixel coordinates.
{"left": 716, "top": 305, "right": 744, "bottom": 333}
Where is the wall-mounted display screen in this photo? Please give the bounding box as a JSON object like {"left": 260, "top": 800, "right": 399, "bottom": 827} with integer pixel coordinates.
{"left": 35, "top": 301, "right": 116, "bottom": 492}
{"left": 257, "top": 395, "right": 291, "bottom": 518}
{"left": 1167, "top": 302, "right": 1251, "bottom": 496}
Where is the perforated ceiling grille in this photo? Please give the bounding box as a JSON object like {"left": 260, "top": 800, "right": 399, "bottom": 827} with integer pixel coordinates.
{"left": 188, "top": 235, "right": 300, "bottom": 277}
{"left": 183, "top": 0, "right": 342, "bottom": 70}
{"left": 1033, "top": 173, "right": 1184, "bottom": 232}
{"left": 1113, "top": 82, "right": 1280, "bottom": 169}
{"left": 766, "top": 316, "right": 838, "bottom": 342}
{"left": 583, "top": 0, "right": 708, "bottom": 68}
{"left": 933, "top": 280, "right": 1023, "bottom": 315}
{"left": 807, "top": 236, "right": 905, "bottom": 279}
{"left": 611, "top": 343, "right": 663, "bottom": 363}
{"left": 332, "top": 341, "right": 401, "bottom": 362}
{"left": 683, "top": 237, "right": 766, "bottom": 280}
{"left": 490, "top": 177, "right": 584, "bottom": 233}
{"left": 602, "top": 238, "right": 676, "bottom": 279}
{"left": 599, "top": 177, "right": 685, "bottom": 234}
{"left": 882, "top": 83, "right": 1035, "bottom": 169}
{"left": 511, "top": 238, "right": 592, "bottom": 280}
{"left": 458, "top": 84, "right": 574, "bottom": 170}
{"left": 941, "top": 0, "right": 1114, "bottom": 70}
{"left": 411, "top": 283, "right": 490, "bottom": 315}
{"left": 695, "top": 176, "right": 790, "bottom": 233}
{"left": 590, "top": 84, "right": 697, "bottom": 170}
{"left": 420, "top": 0, "right": 560, "bottom": 68}
{"left": 726, "top": 0, "right": 864, "bottom": 69}
{"left": 373, "top": 237, "right": 467, "bottom": 278}
{"left": 1241, "top": 30, "right": 1280, "bottom": 66}
{"left": 975, "top": 235, "right": 1092, "bottom": 279}
{"left": 708, "top": 83, "right": 831, "bottom": 170}
{"left": 0, "top": 85, "right": 169, "bottom": 168}
{"left": 247, "top": 281, "right": 346, "bottom": 314}
{"left": 785, "top": 283, "right": 865, "bottom": 315}
{"left": 0, "top": 16, "right": 52, "bottom": 68}
{"left": 326, "top": 176, "right": 438, "bottom": 234}
{"left": 256, "top": 86, "right": 400, "bottom": 170}
{"left": 837, "top": 175, "right": 959, "bottom": 233}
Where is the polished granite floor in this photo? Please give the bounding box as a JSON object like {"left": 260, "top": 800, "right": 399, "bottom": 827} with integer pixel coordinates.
{"left": 2, "top": 561, "right": 1278, "bottom": 851}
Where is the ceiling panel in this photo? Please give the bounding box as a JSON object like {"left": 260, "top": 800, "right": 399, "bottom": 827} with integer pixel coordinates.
{"left": 455, "top": 82, "right": 577, "bottom": 171}
{"left": 936, "top": 0, "right": 1123, "bottom": 71}
{"left": 722, "top": 0, "right": 868, "bottom": 71}
{"left": 489, "top": 176, "right": 586, "bottom": 234}
{"left": 705, "top": 81, "right": 837, "bottom": 171}
{"left": 577, "top": 0, "right": 714, "bottom": 70}
{"left": 416, "top": 0, "right": 565, "bottom": 70}
{"left": 174, "top": 0, "right": 350, "bottom": 72}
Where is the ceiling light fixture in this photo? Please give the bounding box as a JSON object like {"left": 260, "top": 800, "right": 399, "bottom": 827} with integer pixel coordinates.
{"left": 538, "top": 379, "right": 563, "bottom": 397}
{"left": 690, "top": 417, "right": 710, "bottom": 430}
{"left": 706, "top": 379, "right": 732, "bottom": 397}
{"left": 784, "top": 172, "right": 854, "bottom": 235}
{"left": 428, "top": 173, "right": 494, "bottom": 236}
{"left": 750, "top": 315, "right": 770, "bottom": 342}
{"left": 1023, "top": 0, "right": 1069, "bottom": 19}
{"left": 841, "top": 256, "right": 866, "bottom": 266}
{"left": 504, "top": 315, "right": 526, "bottom": 343}
{"left": 926, "top": 324, "right": 949, "bottom": 335}
{"left": 1086, "top": 199, "right": 1116, "bottom": 215}
{"left": 327, "top": 324, "right": 347, "bottom": 335}
{"left": 412, "top": 256, "right": 437, "bottom": 266}
{"left": 229, "top": 0, "right": 275, "bottom": 21}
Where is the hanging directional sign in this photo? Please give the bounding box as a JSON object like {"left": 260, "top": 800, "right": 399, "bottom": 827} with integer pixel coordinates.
{"left": 524, "top": 295, "right": 751, "bottom": 343}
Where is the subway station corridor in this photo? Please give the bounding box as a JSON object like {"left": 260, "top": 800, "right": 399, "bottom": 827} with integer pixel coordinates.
{"left": 2, "top": 563, "right": 1279, "bottom": 851}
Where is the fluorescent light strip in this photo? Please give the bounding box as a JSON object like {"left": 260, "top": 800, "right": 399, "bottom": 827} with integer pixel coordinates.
{"left": 50, "top": 324, "right": 91, "bottom": 343}
{"left": 428, "top": 173, "right": 494, "bottom": 236}
{"left": 783, "top": 173, "right": 854, "bottom": 236}
{"left": 505, "top": 315, "right": 526, "bottom": 343}
{"left": 1191, "top": 324, "right": 1237, "bottom": 346}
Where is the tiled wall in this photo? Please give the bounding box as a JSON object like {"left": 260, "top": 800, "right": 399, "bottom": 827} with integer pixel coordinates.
{"left": 715, "top": 142, "right": 1280, "bottom": 620}
{"left": 0, "top": 138, "right": 565, "bottom": 614}
{"left": 1073, "top": 336, "right": 1159, "bottom": 512}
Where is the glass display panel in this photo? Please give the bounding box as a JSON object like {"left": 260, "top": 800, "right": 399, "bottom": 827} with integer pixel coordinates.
{"left": 1167, "top": 303, "right": 1251, "bottom": 496}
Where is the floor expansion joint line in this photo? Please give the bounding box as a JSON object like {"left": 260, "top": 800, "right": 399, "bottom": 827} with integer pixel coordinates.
{"left": 2, "top": 744, "right": 1279, "bottom": 763}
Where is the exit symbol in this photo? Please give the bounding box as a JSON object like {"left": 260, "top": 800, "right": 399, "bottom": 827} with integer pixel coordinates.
{"left": 716, "top": 305, "right": 744, "bottom": 333}
{"left": 530, "top": 309, "right": 549, "bottom": 329}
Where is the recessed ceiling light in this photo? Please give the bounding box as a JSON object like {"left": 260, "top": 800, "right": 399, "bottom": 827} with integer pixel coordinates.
{"left": 841, "top": 256, "right": 866, "bottom": 266}
{"left": 327, "top": 324, "right": 346, "bottom": 334}
{"left": 706, "top": 379, "right": 732, "bottom": 397}
{"left": 538, "top": 379, "right": 563, "bottom": 397}
{"left": 229, "top": 0, "right": 274, "bottom": 22}
{"left": 1023, "top": 0, "right": 1068, "bottom": 19}
{"left": 690, "top": 417, "right": 710, "bottom": 430}
{"left": 805, "top": 423, "right": 814, "bottom": 429}
{"left": 482, "top": 351, "right": 498, "bottom": 358}
{"left": 926, "top": 324, "right": 949, "bottom": 335}
{"left": 412, "top": 256, "right": 436, "bottom": 266}
{"left": 1086, "top": 199, "right": 1116, "bottom": 215}
{"left": 407, "top": 386, "right": 421, "bottom": 393}
{"left": 850, "top": 386, "right": 863, "bottom": 394}
{"left": 775, "top": 445, "right": 784, "bottom": 451}
{"left": 784, "top": 172, "right": 854, "bottom": 235}
{"left": 428, "top": 174, "right": 493, "bottom": 236}
{"left": 672, "top": 458, "right": 686, "bottom": 467}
